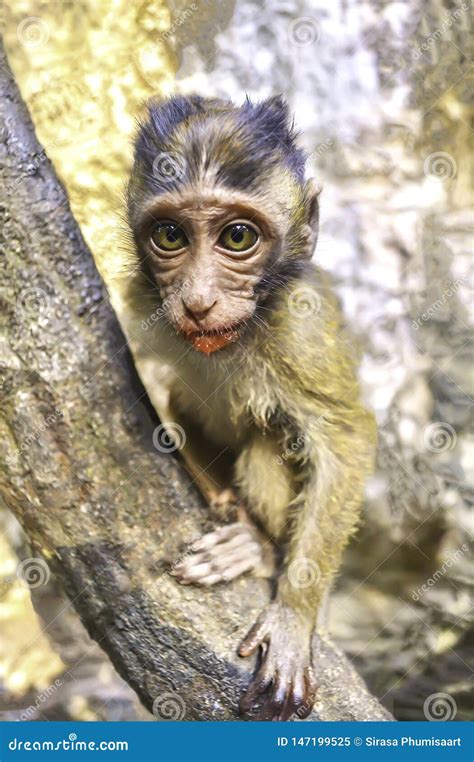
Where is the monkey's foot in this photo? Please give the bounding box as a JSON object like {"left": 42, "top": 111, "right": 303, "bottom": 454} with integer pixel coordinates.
{"left": 170, "top": 522, "right": 265, "bottom": 587}
{"left": 238, "top": 603, "right": 317, "bottom": 721}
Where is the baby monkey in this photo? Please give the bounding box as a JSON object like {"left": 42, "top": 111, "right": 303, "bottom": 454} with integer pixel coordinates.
{"left": 126, "top": 95, "right": 376, "bottom": 721}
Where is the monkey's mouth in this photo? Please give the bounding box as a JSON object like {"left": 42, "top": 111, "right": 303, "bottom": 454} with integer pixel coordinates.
{"left": 181, "top": 322, "right": 244, "bottom": 355}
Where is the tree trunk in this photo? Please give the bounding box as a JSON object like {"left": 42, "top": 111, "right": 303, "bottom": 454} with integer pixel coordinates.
{"left": 0, "top": 43, "right": 390, "bottom": 721}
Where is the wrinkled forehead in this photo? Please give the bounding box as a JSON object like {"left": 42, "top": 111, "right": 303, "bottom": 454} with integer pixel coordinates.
{"left": 134, "top": 185, "right": 285, "bottom": 239}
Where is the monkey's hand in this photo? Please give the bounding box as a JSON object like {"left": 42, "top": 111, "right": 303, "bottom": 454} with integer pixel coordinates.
{"left": 170, "top": 522, "right": 265, "bottom": 587}
{"left": 238, "top": 603, "right": 317, "bottom": 721}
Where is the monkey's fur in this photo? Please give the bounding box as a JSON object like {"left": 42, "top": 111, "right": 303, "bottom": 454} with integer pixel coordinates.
{"left": 125, "top": 95, "right": 376, "bottom": 721}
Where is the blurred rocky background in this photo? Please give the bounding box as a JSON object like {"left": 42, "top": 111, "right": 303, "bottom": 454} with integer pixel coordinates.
{"left": 0, "top": 0, "right": 472, "bottom": 721}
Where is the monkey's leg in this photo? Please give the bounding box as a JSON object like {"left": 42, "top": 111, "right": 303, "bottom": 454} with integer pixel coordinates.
{"left": 171, "top": 515, "right": 275, "bottom": 586}
{"left": 238, "top": 414, "right": 376, "bottom": 721}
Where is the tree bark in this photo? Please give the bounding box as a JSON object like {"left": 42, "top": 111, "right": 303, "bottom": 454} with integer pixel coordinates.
{"left": 0, "top": 42, "right": 390, "bottom": 722}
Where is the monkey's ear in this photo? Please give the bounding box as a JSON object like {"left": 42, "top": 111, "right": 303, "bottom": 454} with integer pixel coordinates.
{"left": 303, "top": 178, "right": 322, "bottom": 255}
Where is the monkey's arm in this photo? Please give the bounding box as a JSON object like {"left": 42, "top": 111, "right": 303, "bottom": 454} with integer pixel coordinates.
{"left": 239, "top": 403, "right": 376, "bottom": 720}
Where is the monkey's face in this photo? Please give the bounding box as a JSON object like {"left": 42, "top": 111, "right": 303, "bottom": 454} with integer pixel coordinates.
{"left": 135, "top": 188, "right": 284, "bottom": 355}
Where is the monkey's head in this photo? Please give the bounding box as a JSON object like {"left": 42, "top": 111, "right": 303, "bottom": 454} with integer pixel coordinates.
{"left": 127, "top": 95, "right": 320, "bottom": 355}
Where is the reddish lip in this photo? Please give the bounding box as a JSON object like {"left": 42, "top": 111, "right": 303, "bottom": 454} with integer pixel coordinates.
{"left": 180, "top": 322, "right": 244, "bottom": 355}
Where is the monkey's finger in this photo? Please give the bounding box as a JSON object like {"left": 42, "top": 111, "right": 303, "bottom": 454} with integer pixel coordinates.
{"left": 239, "top": 670, "right": 272, "bottom": 713}
{"left": 277, "top": 672, "right": 306, "bottom": 721}
{"left": 238, "top": 618, "right": 268, "bottom": 657}
{"left": 296, "top": 667, "right": 317, "bottom": 719}
{"left": 220, "top": 557, "right": 259, "bottom": 581}
{"left": 173, "top": 543, "right": 260, "bottom": 585}
{"left": 196, "top": 557, "right": 257, "bottom": 587}
{"left": 198, "top": 573, "right": 224, "bottom": 587}
{"left": 190, "top": 523, "right": 251, "bottom": 552}
{"left": 194, "top": 541, "right": 261, "bottom": 570}
{"left": 276, "top": 681, "right": 299, "bottom": 721}
{"left": 304, "top": 665, "right": 317, "bottom": 699}
{"left": 172, "top": 560, "right": 214, "bottom": 582}
{"left": 254, "top": 675, "right": 287, "bottom": 721}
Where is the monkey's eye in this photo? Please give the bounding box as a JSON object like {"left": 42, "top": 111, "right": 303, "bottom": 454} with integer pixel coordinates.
{"left": 218, "top": 223, "right": 259, "bottom": 253}
{"left": 151, "top": 221, "right": 188, "bottom": 252}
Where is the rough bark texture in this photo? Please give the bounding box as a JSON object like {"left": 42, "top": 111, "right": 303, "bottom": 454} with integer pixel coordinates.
{"left": 0, "top": 44, "right": 390, "bottom": 722}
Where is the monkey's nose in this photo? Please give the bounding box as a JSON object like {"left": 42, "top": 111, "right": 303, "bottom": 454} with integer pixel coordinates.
{"left": 182, "top": 299, "right": 217, "bottom": 324}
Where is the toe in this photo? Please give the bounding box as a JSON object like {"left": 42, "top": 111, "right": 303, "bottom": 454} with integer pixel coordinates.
{"left": 254, "top": 676, "right": 287, "bottom": 721}
{"left": 239, "top": 670, "right": 272, "bottom": 714}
